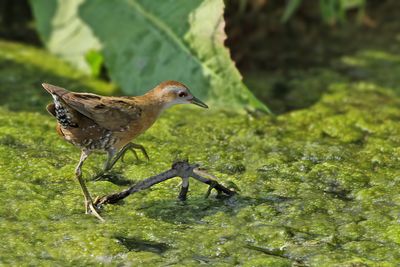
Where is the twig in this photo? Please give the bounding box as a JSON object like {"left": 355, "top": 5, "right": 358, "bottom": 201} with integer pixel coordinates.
{"left": 94, "top": 160, "right": 235, "bottom": 207}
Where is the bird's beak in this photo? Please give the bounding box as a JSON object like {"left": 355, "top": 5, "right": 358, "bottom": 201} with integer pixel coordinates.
{"left": 190, "top": 96, "right": 208, "bottom": 108}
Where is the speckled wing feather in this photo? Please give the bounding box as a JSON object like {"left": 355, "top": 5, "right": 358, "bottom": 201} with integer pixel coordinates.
{"left": 42, "top": 83, "right": 141, "bottom": 131}
{"left": 63, "top": 94, "right": 143, "bottom": 131}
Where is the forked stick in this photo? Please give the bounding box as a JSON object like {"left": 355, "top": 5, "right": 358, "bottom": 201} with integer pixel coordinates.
{"left": 94, "top": 160, "right": 235, "bottom": 207}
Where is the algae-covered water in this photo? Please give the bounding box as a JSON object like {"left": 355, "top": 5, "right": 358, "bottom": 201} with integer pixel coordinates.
{"left": 1, "top": 40, "right": 400, "bottom": 266}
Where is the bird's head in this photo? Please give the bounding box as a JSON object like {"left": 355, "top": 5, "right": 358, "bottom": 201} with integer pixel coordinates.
{"left": 153, "top": 80, "right": 208, "bottom": 109}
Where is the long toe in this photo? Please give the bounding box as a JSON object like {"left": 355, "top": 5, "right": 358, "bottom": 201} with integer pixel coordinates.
{"left": 121, "top": 148, "right": 139, "bottom": 162}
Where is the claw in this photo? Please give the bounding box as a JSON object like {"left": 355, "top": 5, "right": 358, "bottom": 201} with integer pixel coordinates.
{"left": 121, "top": 148, "right": 139, "bottom": 163}
{"left": 138, "top": 146, "right": 150, "bottom": 161}
{"left": 120, "top": 144, "right": 149, "bottom": 163}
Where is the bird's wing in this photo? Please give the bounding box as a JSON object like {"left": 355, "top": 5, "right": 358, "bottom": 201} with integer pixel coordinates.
{"left": 62, "top": 93, "right": 142, "bottom": 131}
{"left": 42, "top": 83, "right": 141, "bottom": 131}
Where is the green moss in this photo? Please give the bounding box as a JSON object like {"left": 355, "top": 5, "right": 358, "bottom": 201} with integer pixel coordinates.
{"left": 1, "top": 39, "right": 400, "bottom": 266}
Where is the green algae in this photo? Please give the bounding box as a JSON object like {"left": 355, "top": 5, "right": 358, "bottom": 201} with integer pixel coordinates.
{"left": 1, "top": 40, "right": 400, "bottom": 266}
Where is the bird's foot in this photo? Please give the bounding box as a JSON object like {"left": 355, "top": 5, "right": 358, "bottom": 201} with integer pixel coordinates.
{"left": 85, "top": 198, "right": 105, "bottom": 222}
{"left": 120, "top": 143, "right": 150, "bottom": 163}
{"left": 121, "top": 148, "right": 139, "bottom": 163}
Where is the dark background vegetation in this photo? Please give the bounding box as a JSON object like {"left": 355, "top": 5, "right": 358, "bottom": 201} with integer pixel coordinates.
{"left": 1, "top": 0, "right": 398, "bottom": 112}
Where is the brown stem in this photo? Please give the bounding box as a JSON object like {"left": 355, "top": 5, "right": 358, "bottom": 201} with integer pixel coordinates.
{"left": 94, "top": 161, "right": 235, "bottom": 207}
{"left": 94, "top": 168, "right": 177, "bottom": 205}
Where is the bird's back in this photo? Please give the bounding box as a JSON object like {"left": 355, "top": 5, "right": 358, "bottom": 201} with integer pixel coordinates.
{"left": 42, "top": 83, "right": 161, "bottom": 151}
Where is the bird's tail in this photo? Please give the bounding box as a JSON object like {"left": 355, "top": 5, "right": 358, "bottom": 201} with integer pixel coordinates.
{"left": 42, "top": 83, "right": 70, "bottom": 97}
{"left": 42, "top": 83, "right": 79, "bottom": 128}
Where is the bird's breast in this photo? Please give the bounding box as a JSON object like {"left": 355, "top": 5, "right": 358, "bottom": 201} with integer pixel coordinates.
{"left": 112, "top": 109, "right": 160, "bottom": 149}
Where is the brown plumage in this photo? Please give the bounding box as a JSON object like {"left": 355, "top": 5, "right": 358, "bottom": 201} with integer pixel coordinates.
{"left": 43, "top": 81, "right": 208, "bottom": 221}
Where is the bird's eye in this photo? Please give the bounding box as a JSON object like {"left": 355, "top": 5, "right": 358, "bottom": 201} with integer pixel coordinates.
{"left": 178, "top": 92, "right": 187, "bottom": 98}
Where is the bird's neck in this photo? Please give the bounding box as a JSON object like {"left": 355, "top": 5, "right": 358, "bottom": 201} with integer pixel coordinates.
{"left": 135, "top": 90, "right": 169, "bottom": 119}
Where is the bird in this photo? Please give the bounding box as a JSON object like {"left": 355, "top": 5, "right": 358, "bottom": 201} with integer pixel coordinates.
{"left": 42, "top": 81, "right": 208, "bottom": 221}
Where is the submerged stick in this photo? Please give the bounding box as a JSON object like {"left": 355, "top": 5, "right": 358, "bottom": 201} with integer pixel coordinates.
{"left": 94, "top": 160, "right": 235, "bottom": 207}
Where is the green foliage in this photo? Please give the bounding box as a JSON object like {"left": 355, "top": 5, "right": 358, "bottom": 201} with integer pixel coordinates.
{"left": 28, "top": 0, "right": 58, "bottom": 43}
{"left": 282, "top": 0, "right": 366, "bottom": 24}
{"left": 30, "top": 0, "right": 269, "bottom": 112}
{"left": 29, "top": 0, "right": 102, "bottom": 71}
{"left": 85, "top": 50, "right": 104, "bottom": 78}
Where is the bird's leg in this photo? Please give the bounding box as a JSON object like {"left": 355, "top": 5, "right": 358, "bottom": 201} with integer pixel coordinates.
{"left": 132, "top": 143, "right": 150, "bottom": 161}
{"left": 102, "top": 149, "right": 117, "bottom": 173}
{"left": 94, "top": 142, "right": 149, "bottom": 180}
{"left": 93, "top": 149, "right": 116, "bottom": 180}
{"left": 95, "top": 144, "right": 149, "bottom": 181}
{"left": 106, "top": 143, "right": 149, "bottom": 171}
{"left": 75, "top": 151, "right": 91, "bottom": 212}
{"left": 75, "top": 150, "right": 104, "bottom": 222}
{"left": 103, "top": 149, "right": 116, "bottom": 171}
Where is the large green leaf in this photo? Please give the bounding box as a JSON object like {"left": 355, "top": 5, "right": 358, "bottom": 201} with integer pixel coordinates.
{"left": 30, "top": 0, "right": 101, "bottom": 71}
{"left": 31, "top": 0, "right": 269, "bottom": 112}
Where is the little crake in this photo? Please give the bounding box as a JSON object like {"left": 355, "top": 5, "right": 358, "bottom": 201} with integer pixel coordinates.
{"left": 43, "top": 81, "right": 208, "bottom": 221}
